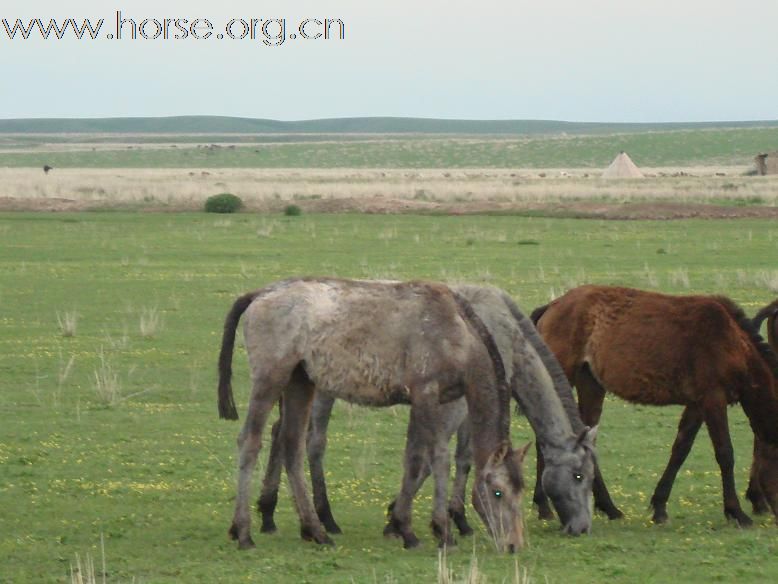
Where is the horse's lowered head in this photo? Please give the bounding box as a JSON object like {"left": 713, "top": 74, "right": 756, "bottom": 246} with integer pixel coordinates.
{"left": 541, "top": 426, "right": 598, "bottom": 535}
{"left": 471, "top": 441, "right": 531, "bottom": 553}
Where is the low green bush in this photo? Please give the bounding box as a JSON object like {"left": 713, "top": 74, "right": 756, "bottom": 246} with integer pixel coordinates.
{"left": 204, "top": 193, "right": 243, "bottom": 213}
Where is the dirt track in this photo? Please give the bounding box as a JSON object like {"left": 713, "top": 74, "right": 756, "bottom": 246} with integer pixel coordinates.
{"left": 2, "top": 194, "right": 778, "bottom": 220}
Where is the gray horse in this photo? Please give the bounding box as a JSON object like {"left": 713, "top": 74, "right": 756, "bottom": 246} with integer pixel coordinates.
{"left": 218, "top": 278, "right": 529, "bottom": 552}
{"left": 257, "top": 284, "right": 608, "bottom": 540}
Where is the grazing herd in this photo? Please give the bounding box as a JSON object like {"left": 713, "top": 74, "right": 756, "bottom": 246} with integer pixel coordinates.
{"left": 217, "top": 277, "right": 778, "bottom": 553}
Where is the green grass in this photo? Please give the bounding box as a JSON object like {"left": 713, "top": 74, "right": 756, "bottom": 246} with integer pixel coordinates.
{"left": 1, "top": 212, "right": 777, "bottom": 583}
{"left": 2, "top": 126, "right": 778, "bottom": 169}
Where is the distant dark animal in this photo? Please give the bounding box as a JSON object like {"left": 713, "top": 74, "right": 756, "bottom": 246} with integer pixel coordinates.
{"left": 532, "top": 285, "right": 778, "bottom": 526}
{"left": 218, "top": 278, "right": 529, "bottom": 552}
{"left": 256, "top": 285, "right": 605, "bottom": 542}
{"left": 43, "top": 165, "right": 53, "bottom": 174}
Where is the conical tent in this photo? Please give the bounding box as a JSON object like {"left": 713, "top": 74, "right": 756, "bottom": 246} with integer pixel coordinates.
{"left": 602, "top": 151, "right": 644, "bottom": 178}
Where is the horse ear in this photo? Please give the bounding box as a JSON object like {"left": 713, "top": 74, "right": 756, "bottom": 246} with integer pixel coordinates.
{"left": 576, "top": 425, "right": 598, "bottom": 449}
{"left": 488, "top": 442, "right": 511, "bottom": 467}
{"left": 514, "top": 441, "right": 532, "bottom": 464}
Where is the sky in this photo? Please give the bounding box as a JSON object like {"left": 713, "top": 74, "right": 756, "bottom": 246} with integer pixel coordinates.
{"left": 1, "top": 0, "right": 777, "bottom": 122}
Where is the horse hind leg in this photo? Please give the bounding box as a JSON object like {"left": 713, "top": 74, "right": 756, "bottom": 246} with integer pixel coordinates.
{"left": 257, "top": 414, "right": 283, "bottom": 533}
{"left": 281, "top": 367, "right": 333, "bottom": 545}
{"left": 649, "top": 405, "right": 703, "bottom": 524}
{"left": 229, "top": 377, "right": 283, "bottom": 549}
{"left": 307, "top": 395, "right": 342, "bottom": 534}
{"left": 745, "top": 438, "right": 770, "bottom": 515}
{"left": 703, "top": 399, "right": 752, "bottom": 527}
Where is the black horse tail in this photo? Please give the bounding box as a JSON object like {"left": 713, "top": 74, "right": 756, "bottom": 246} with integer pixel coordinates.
{"left": 218, "top": 291, "right": 262, "bottom": 420}
{"left": 752, "top": 300, "right": 778, "bottom": 343}
{"left": 530, "top": 302, "right": 550, "bottom": 326}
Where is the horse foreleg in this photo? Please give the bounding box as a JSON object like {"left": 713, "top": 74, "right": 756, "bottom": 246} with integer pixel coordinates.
{"left": 281, "top": 373, "right": 333, "bottom": 545}
{"left": 533, "top": 445, "right": 555, "bottom": 520}
{"left": 574, "top": 365, "right": 623, "bottom": 519}
{"left": 229, "top": 380, "right": 280, "bottom": 550}
{"left": 385, "top": 396, "right": 441, "bottom": 549}
{"left": 449, "top": 416, "right": 474, "bottom": 536}
{"left": 703, "top": 401, "right": 752, "bottom": 527}
{"left": 257, "top": 414, "right": 283, "bottom": 533}
{"left": 307, "top": 395, "right": 341, "bottom": 533}
{"left": 649, "top": 405, "right": 703, "bottom": 524}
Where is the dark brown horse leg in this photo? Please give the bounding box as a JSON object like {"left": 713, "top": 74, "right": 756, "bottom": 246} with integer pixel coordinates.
{"left": 257, "top": 415, "right": 283, "bottom": 533}
{"left": 449, "top": 416, "right": 473, "bottom": 536}
{"left": 280, "top": 372, "right": 334, "bottom": 545}
{"left": 649, "top": 406, "right": 703, "bottom": 524}
{"left": 307, "top": 395, "right": 341, "bottom": 533}
{"left": 745, "top": 438, "right": 770, "bottom": 515}
{"left": 703, "top": 402, "right": 753, "bottom": 527}
{"left": 575, "top": 365, "right": 623, "bottom": 519}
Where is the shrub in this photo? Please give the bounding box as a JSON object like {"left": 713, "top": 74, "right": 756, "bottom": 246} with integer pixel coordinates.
{"left": 284, "top": 204, "right": 302, "bottom": 216}
{"left": 204, "top": 193, "right": 243, "bottom": 214}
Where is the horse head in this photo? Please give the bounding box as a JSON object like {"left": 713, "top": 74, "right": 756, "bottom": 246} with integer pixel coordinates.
{"left": 471, "top": 441, "right": 531, "bottom": 553}
{"left": 541, "top": 426, "right": 597, "bottom": 535}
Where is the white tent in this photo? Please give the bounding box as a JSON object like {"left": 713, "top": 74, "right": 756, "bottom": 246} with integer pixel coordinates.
{"left": 602, "top": 151, "right": 644, "bottom": 179}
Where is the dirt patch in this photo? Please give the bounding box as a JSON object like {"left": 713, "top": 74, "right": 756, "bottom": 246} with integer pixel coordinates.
{"left": 1, "top": 194, "right": 777, "bottom": 220}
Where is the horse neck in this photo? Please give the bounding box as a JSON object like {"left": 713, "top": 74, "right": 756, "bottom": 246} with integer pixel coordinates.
{"left": 510, "top": 303, "right": 579, "bottom": 446}
{"left": 466, "top": 387, "right": 510, "bottom": 469}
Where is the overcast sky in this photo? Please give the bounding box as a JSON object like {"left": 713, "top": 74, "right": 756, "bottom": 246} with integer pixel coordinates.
{"left": 1, "top": 0, "right": 777, "bottom": 122}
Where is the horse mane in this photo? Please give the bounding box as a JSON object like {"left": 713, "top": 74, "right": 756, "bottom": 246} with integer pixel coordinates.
{"left": 451, "top": 291, "right": 511, "bottom": 440}
{"left": 713, "top": 296, "right": 778, "bottom": 380}
{"left": 500, "top": 292, "right": 587, "bottom": 435}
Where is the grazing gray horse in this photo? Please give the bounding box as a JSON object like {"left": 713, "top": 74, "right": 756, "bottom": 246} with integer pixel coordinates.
{"left": 257, "top": 284, "right": 609, "bottom": 540}
{"left": 218, "top": 278, "right": 529, "bottom": 552}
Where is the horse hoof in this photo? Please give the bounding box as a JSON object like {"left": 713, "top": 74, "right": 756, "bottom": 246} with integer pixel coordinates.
{"left": 606, "top": 509, "right": 625, "bottom": 520}
{"left": 537, "top": 507, "right": 555, "bottom": 521}
{"left": 260, "top": 522, "right": 277, "bottom": 534}
{"left": 402, "top": 534, "right": 421, "bottom": 549}
{"left": 449, "top": 510, "right": 473, "bottom": 536}
{"left": 383, "top": 521, "right": 402, "bottom": 539}
{"left": 728, "top": 511, "right": 753, "bottom": 528}
{"left": 238, "top": 537, "right": 256, "bottom": 550}
{"left": 652, "top": 512, "right": 669, "bottom": 525}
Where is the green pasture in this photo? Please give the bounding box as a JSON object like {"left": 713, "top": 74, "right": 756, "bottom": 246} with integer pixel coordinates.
{"left": 2, "top": 126, "right": 777, "bottom": 169}
{"left": 1, "top": 212, "right": 777, "bottom": 583}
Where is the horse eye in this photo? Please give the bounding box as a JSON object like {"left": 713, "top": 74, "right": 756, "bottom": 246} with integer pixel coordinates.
{"left": 573, "top": 473, "right": 583, "bottom": 482}
{"left": 493, "top": 490, "right": 503, "bottom": 498}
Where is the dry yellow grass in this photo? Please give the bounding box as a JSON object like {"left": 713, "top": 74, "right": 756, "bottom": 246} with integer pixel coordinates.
{"left": 1, "top": 166, "right": 777, "bottom": 212}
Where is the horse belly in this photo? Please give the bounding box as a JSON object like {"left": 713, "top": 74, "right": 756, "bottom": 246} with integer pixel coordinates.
{"left": 304, "top": 347, "right": 411, "bottom": 406}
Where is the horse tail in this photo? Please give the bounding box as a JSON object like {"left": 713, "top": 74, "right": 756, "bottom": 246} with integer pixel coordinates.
{"left": 218, "top": 290, "right": 262, "bottom": 420}
{"left": 530, "top": 303, "right": 550, "bottom": 326}
{"left": 752, "top": 300, "right": 778, "bottom": 347}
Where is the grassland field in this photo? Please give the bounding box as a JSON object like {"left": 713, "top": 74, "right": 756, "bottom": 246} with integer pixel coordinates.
{"left": 1, "top": 126, "right": 778, "bottom": 169}
{"left": 1, "top": 210, "right": 778, "bottom": 583}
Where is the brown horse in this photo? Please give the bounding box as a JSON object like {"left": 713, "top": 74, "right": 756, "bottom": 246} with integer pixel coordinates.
{"left": 746, "top": 299, "right": 778, "bottom": 519}
{"left": 218, "top": 278, "right": 528, "bottom": 551}
{"left": 532, "top": 285, "right": 778, "bottom": 526}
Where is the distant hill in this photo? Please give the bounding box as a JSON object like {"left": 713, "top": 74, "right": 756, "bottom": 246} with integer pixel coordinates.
{"left": 1, "top": 116, "right": 778, "bottom": 135}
